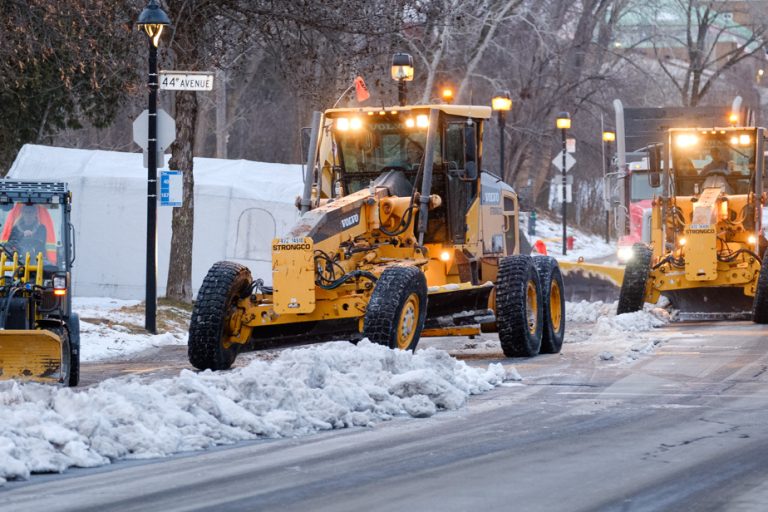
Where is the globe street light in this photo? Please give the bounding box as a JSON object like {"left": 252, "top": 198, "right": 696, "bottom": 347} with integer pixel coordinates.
{"left": 491, "top": 90, "right": 512, "bottom": 178}
{"left": 602, "top": 130, "right": 616, "bottom": 243}
{"left": 137, "top": 0, "right": 171, "bottom": 334}
{"left": 556, "top": 112, "right": 571, "bottom": 255}
{"left": 391, "top": 53, "right": 414, "bottom": 106}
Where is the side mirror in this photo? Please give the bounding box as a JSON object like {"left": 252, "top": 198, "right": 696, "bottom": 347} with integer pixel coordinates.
{"left": 648, "top": 143, "right": 662, "bottom": 188}
{"left": 464, "top": 161, "right": 478, "bottom": 180}
{"left": 300, "top": 127, "right": 311, "bottom": 164}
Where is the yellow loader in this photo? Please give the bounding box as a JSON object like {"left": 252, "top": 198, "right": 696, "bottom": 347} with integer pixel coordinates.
{"left": 0, "top": 181, "right": 79, "bottom": 385}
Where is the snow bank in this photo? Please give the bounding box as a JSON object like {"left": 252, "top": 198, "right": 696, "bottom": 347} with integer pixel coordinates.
{"left": 522, "top": 214, "right": 616, "bottom": 262}
{"left": 0, "top": 341, "right": 508, "bottom": 484}
{"left": 566, "top": 299, "right": 672, "bottom": 362}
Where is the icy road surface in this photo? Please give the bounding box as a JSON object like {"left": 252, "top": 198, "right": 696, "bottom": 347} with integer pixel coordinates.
{"left": 3, "top": 310, "right": 768, "bottom": 510}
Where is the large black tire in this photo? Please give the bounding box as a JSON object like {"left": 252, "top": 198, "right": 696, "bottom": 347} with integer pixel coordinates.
{"left": 188, "top": 261, "right": 252, "bottom": 371}
{"left": 66, "top": 314, "right": 80, "bottom": 387}
{"left": 44, "top": 325, "right": 73, "bottom": 386}
{"left": 363, "top": 266, "right": 427, "bottom": 351}
{"left": 752, "top": 250, "right": 768, "bottom": 324}
{"left": 533, "top": 256, "right": 565, "bottom": 354}
{"left": 617, "top": 243, "right": 652, "bottom": 315}
{"left": 496, "top": 255, "right": 543, "bottom": 357}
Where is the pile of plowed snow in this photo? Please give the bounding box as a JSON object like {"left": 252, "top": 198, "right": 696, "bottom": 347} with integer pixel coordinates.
{"left": 0, "top": 341, "right": 510, "bottom": 483}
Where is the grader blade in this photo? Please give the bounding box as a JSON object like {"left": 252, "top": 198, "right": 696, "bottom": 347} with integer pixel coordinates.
{"left": 0, "top": 330, "right": 64, "bottom": 383}
{"left": 666, "top": 289, "right": 753, "bottom": 322}
{"left": 558, "top": 261, "right": 625, "bottom": 303}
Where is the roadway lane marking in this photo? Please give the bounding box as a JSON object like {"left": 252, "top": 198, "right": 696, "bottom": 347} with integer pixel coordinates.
{"left": 558, "top": 391, "right": 768, "bottom": 398}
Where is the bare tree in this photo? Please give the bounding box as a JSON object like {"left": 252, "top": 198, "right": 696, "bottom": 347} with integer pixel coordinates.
{"left": 637, "top": 0, "right": 768, "bottom": 107}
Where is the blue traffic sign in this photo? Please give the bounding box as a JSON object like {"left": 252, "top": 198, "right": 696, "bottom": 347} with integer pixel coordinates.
{"left": 159, "top": 170, "right": 182, "bottom": 207}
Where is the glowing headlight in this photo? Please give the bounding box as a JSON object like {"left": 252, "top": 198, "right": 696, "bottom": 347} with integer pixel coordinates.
{"left": 350, "top": 117, "right": 363, "bottom": 130}
{"left": 675, "top": 134, "right": 698, "bottom": 148}
{"left": 416, "top": 114, "right": 429, "bottom": 128}
{"left": 440, "top": 250, "right": 451, "bottom": 262}
{"left": 335, "top": 117, "right": 350, "bottom": 131}
{"left": 739, "top": 134, "right": 751, "bottom": 145}
{"left": 617, "top": 246, "right": 634, "bottom": 263}
{"left": 405, "top": 117, "right": 415, "bottom": 128}
{"left": 748, "top": 234, "right": 757, "bottom": 245}
{"left": 678, "top": 237, "right": 687, "bottom": 246}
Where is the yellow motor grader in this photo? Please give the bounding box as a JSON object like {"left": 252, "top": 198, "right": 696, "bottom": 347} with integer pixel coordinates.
{"left": 188, "top": 58, "right": 566, "bottom": 370}
{"left": 617, "top": 126, "right": 768, "bottom": 321}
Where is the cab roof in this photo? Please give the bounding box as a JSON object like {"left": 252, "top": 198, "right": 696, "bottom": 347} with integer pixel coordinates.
{"left": 324, "top": 104, "right": 492, "bottom": 120}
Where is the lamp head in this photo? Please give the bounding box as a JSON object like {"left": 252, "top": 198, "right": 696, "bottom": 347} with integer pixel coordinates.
{"left": 391, "top": 53, "right": 414, "bottom": 82}
{"left": 137, "top": 0, "right": 171, "bottom": 47}
{"left": 491, "top": 90, "right": 512, "bottom": 112}
{"left": 556, "top": 111, "right": 571, "bottom": 130}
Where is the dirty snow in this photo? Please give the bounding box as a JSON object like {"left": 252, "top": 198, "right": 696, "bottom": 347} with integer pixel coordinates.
{"left": 75, "top": 297, "right": 187, "bottom": 362}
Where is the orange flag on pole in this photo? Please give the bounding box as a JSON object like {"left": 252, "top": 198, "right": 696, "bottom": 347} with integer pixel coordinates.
{"left": 354, "top": 76, "right": 370, "bottom": 103}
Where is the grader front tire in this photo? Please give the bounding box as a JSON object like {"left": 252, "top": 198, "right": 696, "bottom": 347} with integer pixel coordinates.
{"left": 617, "top": 244, "right": 652, "bottom": 315}
{"left": 496, "top": 255, "right": 544, "bottom": 358}
{"left": 188, "top": 261, "right": 252, "bottom": 371}
{"left": 363, "top": 266, "right": 427, "bottom": 351}
{"left": 752, "top": 250, "right": 768, "bottom": 324}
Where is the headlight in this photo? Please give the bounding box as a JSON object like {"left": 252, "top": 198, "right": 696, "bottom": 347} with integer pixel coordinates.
{"left": 617, "top": 246, "right": 634, "bottom": 263}
{"left": 53, "top": 274, "right": 67, "bottom": 296}
{"left": 675, "top": 134, "right": 698, "bottom": 148}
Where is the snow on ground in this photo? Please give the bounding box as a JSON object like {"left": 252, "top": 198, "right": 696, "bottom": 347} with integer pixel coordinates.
{"left": 522, "top": 213, "right": 616, "bottom": 263}
{"left": 565, "top": 298, "right": 673, "bottom": 362}
{"left": 75, "top": 297, "right": 187, "bottom": 362}
{"left": 0, "top": 341, "right": 508, "bottom": 484}
{"left": 0, "top": 296, "right": 672, "bottom": 484}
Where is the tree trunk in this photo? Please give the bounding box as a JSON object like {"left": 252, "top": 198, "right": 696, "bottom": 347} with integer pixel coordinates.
{"left": 166, "top": 89, "right": 198, "bottom": 302}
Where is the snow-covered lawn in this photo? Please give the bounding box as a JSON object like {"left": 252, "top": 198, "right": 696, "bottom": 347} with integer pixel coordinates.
{"left": 0, "top": 296, "right": 672, "bottom": 485}
{"left": 523, "top": 214, "right": 617, "bottom": 263}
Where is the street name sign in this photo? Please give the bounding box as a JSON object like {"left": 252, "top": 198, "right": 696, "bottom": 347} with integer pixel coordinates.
{"left": 159, "top": 71, "right": 214, "bottom": 91}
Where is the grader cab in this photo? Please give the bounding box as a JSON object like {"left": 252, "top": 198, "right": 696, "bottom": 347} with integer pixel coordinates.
{"left": 188, "top": 58, "right": 566, "bottom": 370}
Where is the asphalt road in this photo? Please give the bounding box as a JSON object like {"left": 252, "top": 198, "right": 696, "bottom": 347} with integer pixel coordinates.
{"left": 3, "top": 321, "right": 768, "bottom": 511}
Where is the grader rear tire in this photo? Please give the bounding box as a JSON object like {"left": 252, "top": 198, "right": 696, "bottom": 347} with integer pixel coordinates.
{"left": 188, "top": 261, "right": 252, "bottom": 371}
{"left": 496, "top": 255, "right": 543, "bottom": 357}
{"left": 363, "top": 266, "right": 427, "bottom": 351}
{"left": 752, "top": 250, "right": 768, "bottom": 324}
{"left": 617, "top": 243, "right": 652, "bottom": 315}
{"left": 533, "top": 256, "right": 565, "bottom": 354}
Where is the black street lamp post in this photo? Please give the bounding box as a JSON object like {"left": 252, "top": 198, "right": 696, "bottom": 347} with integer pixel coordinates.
{"left": 603, "top": 130, "right": 616, "bottom": 244}
{"left": 492, "top": 91, "right": 512, "bottom": 177}
{"left": 556, "top": 112, "right": 571, "bottom": 256}
{"left": 137, "top": 0, "right": 171, "bottom": 334}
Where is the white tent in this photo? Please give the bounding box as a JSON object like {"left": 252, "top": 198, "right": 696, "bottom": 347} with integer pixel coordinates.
{"left": 8, "top": 144, "right": 304, "bottom": 299}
